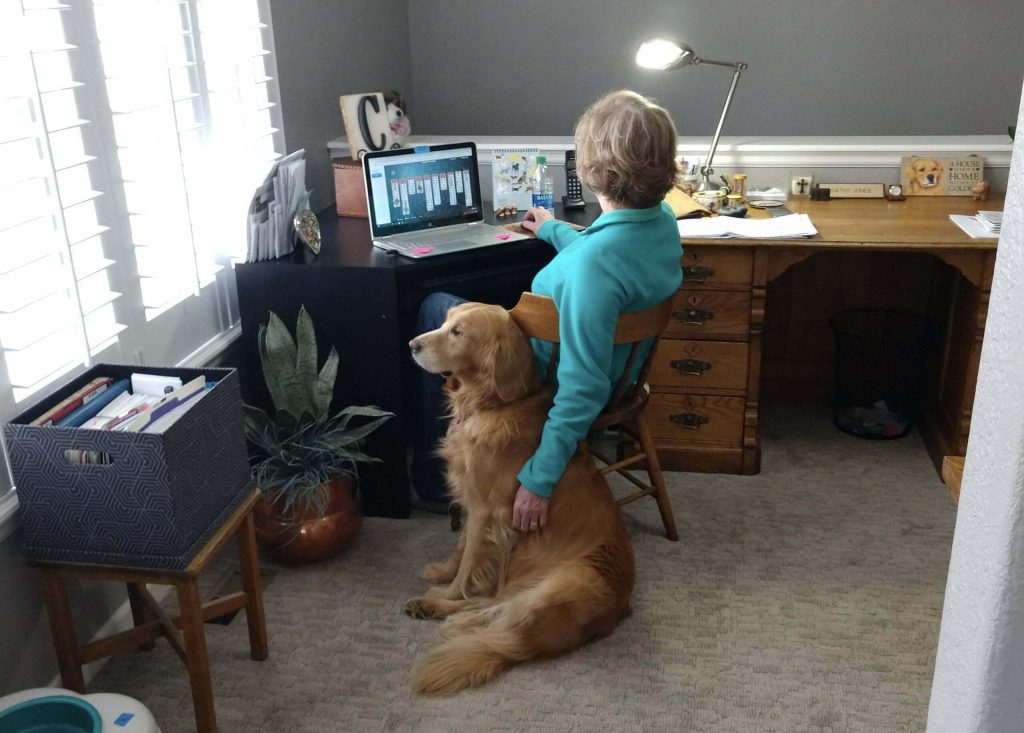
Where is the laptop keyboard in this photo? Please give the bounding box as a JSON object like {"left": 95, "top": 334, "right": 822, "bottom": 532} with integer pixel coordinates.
{"left": 389, "top": 228, "right": 476, "bottom": 246}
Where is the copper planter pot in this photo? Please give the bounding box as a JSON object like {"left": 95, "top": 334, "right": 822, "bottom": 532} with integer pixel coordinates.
{"left": 253, "top": 477, "right": 363, "bottom": 563}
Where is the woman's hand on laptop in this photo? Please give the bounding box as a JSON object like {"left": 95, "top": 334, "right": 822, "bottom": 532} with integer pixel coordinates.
{"left": 521, "top": 206, "right": 553, "bottom": 234}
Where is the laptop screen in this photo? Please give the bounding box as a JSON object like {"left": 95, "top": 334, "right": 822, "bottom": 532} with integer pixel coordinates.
{"left": 362, "top": 142, "right": 484, "bottom": 237}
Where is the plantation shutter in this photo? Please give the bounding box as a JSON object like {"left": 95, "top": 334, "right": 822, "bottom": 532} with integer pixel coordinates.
{"left": 1, "top": 0, "right": 121, "bottom": 402}
{"left": 0, "top": 0, "right": 284, "bottom": 522}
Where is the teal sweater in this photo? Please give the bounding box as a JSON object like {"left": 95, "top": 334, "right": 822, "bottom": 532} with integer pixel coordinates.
{"left": 517, "top": 202, "right": 683, "bottom": 497}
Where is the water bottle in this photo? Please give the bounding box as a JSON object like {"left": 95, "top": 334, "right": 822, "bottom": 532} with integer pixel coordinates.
{"left": 531, "top": 155, "right": 555, "bottom": 216}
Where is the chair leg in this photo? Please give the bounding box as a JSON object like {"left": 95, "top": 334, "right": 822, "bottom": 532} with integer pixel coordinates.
{"left": 634, "top": 414, "right": 679, "bottom": 541}
{"left": 449, "top": 502, "right": 462, "bottom": 532}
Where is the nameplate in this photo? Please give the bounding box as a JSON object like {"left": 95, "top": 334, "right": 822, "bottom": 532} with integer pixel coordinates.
{"left": 818, "top": 182, "right": 884, "bottom": 198}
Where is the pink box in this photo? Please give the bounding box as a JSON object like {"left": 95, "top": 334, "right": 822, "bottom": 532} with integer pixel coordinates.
{"left": 333, "top": 157, "right": 368, "bottom": 218}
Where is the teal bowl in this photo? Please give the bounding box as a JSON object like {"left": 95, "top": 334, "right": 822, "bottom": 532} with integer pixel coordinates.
{"left": 0, "top": 695, "right": 101, "bottom": 733}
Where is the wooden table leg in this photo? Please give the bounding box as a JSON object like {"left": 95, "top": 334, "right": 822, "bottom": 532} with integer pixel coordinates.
{"left": 176, "top": 579, "right": 218, "bottom": 733}
{"left": 40, "top": 569, "right": 86, "bottom": 693}
{"left": 126, "top": 582, "right": 156, "bottom": 651}
{"left": 236, "top": 511, "right": 269, "bottom": 661}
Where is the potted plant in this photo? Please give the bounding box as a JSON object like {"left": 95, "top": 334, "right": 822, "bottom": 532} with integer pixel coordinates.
{"left": 243, "top": 306, "right": 393, "bottom": 562}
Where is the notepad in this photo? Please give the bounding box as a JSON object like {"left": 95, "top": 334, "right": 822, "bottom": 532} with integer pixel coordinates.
{"left": 678, "top": 214, "right": 818, "bottom": 239}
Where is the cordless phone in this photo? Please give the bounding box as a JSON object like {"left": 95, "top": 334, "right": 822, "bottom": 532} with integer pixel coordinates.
{"left": 563, "top": 149, "right": 586, "bottom": 209}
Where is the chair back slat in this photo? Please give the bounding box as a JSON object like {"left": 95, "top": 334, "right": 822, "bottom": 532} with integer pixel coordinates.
{"left": 507, "top": 292, "right": 560, "bottom": 341}
{"left": 508, "top": 291, "right": 674, "bottom": 407}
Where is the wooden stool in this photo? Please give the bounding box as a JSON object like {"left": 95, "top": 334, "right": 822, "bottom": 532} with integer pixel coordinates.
{"left": 33, "top": 490, "right": 268, "bottom": 733}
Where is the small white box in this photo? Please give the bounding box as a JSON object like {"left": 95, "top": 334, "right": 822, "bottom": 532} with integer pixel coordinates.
{"left": 131, "top": 372, "right": 182, "bottom": 396}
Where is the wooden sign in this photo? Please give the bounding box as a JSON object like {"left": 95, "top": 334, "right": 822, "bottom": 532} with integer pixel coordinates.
{"left": 818, "top": 182, "right": 884, "bottom": 198}
{"left": 900, "top": 155, "right": 984, "bottom": 196}
{"left": 340, "top": 92, "right": 401, "bottom": 159}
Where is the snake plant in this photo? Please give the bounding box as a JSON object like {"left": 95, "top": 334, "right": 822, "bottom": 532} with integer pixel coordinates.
{"left": 243, "top": 306, "right": 393, "bottom": 516}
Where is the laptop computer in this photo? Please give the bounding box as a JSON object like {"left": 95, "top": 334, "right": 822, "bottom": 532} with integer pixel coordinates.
{"left": 362, "top": 141, "right": 531, "bottom": 258}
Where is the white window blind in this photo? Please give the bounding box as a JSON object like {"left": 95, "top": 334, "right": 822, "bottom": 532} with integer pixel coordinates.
{"left": 0, "top": 0, "right": 284, "bottom": 516}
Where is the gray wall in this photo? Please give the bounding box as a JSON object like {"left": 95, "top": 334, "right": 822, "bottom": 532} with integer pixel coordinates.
{"left": 408, "top": 0, "right": 1024, "bottom": 137}
{"left": 270, "top": 0, "right": 412, "bottom": 211}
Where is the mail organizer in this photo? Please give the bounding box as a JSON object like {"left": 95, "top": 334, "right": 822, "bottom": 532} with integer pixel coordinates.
{"left": 4, "top": 364, "right": 254, "bottom": 569}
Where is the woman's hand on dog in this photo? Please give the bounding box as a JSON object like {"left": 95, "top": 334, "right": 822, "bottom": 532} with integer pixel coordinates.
{"left": 521, "top": 206, "right": 553, "bottom": 235}
{"left": 512, "top": 484, "right": 549, "bottom": 532}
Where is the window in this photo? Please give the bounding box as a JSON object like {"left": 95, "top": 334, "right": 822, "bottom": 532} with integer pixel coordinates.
{"left": 0, "top": 0, "right": 284, "bottom": 519}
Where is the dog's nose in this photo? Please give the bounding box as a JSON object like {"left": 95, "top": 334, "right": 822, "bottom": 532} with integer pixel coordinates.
{"left": 409, "top": 338, "right": 421, "bottom": 354}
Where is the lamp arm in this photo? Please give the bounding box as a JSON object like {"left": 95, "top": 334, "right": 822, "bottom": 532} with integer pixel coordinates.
{"left": 695, "top": 59, "right": 747, "bottom": 192}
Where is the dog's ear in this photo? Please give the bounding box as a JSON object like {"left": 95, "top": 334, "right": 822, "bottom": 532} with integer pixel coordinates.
{"left": 482, "top": 316, "right": 536, "bottom": 403}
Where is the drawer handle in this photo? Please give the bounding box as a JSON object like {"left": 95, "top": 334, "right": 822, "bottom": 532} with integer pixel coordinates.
{"left": 673, "top": 308, "right": 713, "bottom": 325}
{"left": 671, "top": 358, "right": 713, "bottom": 376}
{"left": 683, "top": 265, "right": 716, "bottom": 282}
{"left": 670, "top": 412, "right": 709, "bottom": 430}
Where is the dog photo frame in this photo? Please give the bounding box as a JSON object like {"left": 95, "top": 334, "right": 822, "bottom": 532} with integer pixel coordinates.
{"left": 900, "top": 155, "right": 984, "bottom": 196}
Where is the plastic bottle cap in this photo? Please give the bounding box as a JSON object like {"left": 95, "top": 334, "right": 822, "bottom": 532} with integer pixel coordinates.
{"left": 536, "top": 155, "right": 546, "bottom": 164}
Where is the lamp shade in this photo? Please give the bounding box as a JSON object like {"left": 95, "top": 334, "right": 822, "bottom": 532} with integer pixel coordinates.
{"left": 635, "top": 38, "right": 695, "bottom": 71}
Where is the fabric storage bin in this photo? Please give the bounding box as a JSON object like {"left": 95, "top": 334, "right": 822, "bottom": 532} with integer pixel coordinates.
{"left": 4, "top": 364, "right": 254, "bottom": 569}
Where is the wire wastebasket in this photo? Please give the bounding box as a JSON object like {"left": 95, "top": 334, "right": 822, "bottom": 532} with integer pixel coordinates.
{"left": 829, "top": 309, "right": 933, "bottom": 440}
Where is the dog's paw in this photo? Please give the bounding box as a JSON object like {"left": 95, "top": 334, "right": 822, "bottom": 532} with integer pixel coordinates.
{"left": 421, "top": 561, "right": 456, "bottom": 584}
{"left": 404, "top": 597, "right": 437, "bottom": 619}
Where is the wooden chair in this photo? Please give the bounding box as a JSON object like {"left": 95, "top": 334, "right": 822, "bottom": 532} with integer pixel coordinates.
{"left": 446, "top": 293, "right": 679, "bottom": 538}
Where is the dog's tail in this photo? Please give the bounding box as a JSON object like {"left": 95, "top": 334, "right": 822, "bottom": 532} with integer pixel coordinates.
{"left": 413, "top": 627, "right": 520, "bottom": 695}
{"left": 414, "top": 555, "right": 632, "bottom": 695}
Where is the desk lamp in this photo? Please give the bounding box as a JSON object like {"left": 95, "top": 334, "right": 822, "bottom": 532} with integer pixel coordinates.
{"left": 635, "top": 38, "right": 747, "bottom": 193}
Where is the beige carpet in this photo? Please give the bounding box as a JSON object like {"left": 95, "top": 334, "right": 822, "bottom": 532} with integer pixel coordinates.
{"left": 90, "top": 399, "right": 956, "bottom": 732}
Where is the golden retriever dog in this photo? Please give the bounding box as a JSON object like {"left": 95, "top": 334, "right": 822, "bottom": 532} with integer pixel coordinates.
{"left": 904, "top": 157, "right": 945, "bottom": 195}
{"left": 406, "top": 302, "right": 635, "bottom": 694}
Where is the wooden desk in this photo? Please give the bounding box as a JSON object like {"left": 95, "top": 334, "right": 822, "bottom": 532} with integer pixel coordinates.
{"left": 664, "top": 196, "right": 1000, "bottom": 474}
{"left": 236, "top": 197, "right": 998, "bottom": 510}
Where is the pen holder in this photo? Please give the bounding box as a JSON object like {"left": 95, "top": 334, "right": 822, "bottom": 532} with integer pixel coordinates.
{"left": 677, "top": 175, "right": 700, "bottom": 196}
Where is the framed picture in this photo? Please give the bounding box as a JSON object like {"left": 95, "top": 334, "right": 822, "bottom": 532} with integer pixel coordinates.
{"left": 899, "top": 155, "right": 984, "bottom": 196}
{"left": 791, "top": 174, "right": 814, "bottom": 197}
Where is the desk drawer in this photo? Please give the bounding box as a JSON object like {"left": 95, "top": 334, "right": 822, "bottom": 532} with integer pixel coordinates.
{"left": 649, "top": 340, "right": 748, "bottom": 390}
{"left": 646, "top": 393, "right": 745, "bottom": 448}
{"left": 680, "top": 246, "right": 753, "bottom": 290}
{"left": 663, "top": 290, "right": 751, "bottom": 339}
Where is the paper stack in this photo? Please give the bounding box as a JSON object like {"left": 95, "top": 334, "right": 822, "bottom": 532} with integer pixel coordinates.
{"left": 246, "top": 149, "right": 309, "bottom": 261}
{"left": 949, "top": 212, "right": 1000, "bottom": 239}
{"left": 974, "top": 210, "right": 1002, "bottom": 235}
{"left": 678, "top": 213, "right": 818, "bottom": 239}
